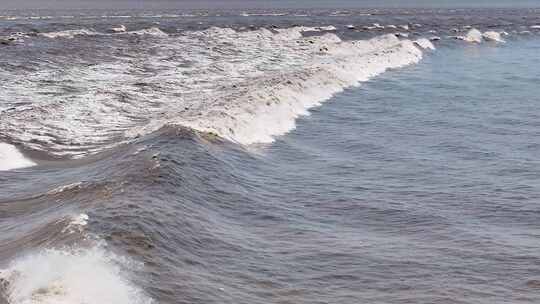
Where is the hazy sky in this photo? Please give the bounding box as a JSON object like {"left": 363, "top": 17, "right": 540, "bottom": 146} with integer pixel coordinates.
{"left": 2, "top": 0, "right": 540, "bottom": 10}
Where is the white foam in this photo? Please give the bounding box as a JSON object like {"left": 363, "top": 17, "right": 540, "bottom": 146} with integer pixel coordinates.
{"left": 483, "top": 31, "right": 505, "bottom": 43}
{"left": 399, "top": 24, "right": 410, "bottom": 31}
{"left": 46, "top": 182, "right": 83, "bottom": 195}
{"left": 294, "top": 25, "right": 337, "bottom": 32}
{"left": 318, "top": 25, "right": 337, "bottom": 31}
{"left": 203, "top": 26, "right": 236, "bottom": 36}
{"left": 0, "top": 246, "right": 153, "bottom": 304}
{"left": 273, "top": 27, "right": 303, "bottom": 40}
{"left": 394, "top": 32, "right": 409, "bottom": 38}
{"left": 530, "top": 25, "right": 540, "bottom": 29}
{"left": 0, "top": 143, "right": 36, "bottom": 171}
{"left": 414, "top": 38, "right": 436, "bottom": 50}
{"left": 111, "top": 24, "right": 126, "bottom": 33}
{"left": 458, "top": 29, "right": 505, "bottom": 43}
{"left": 167, "top": 34, "right": 426, "bottom": 144}
{"left": 40, "top": 29, "right": 98, "bottom": 39}
{"left": 463, "top": 28, "right": 483, "bottom": 43}
{"left": 126, "top": 27, "right": 168, "bottom": 37}
{"left": 61, "top": 213, "right": 89, "bottom": 234}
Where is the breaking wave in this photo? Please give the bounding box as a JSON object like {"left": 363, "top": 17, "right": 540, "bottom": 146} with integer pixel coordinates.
{"left": 0, "top": 245, "right": 152, "bottom": 304}
{"left": 0, "top": 26, "right": 431, "bottom": 162}
{"left": 40, "top": 29, "right": 99, "bottom": 39}
{"left": 0, "top": 143, "right": 36, "bottom": 171}
{"left": 457, "top": 28, "right": 506, "bottom": 43}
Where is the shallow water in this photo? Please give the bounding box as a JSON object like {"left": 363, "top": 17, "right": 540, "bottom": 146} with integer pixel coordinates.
{"left": 1, "top": 8, "right": 540, "bottom": 304}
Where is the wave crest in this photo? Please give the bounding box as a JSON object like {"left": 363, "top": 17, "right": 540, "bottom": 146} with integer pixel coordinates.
{"left": 40, "top": 29, "right": 98, "bottom": 39}
{"left": 1, "top": 26, "right": 431, "bottom": 158}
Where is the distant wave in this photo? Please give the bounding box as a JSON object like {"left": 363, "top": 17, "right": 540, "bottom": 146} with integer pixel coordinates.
{"left": 40, "top": 28, "right": 100, "bottom": 39}
{"left": 455, "top": 28, "right": 506, "bottom": 43}
{"left": 124, "top": 27, "right": 169, "bottom": 37}
{"left": 38, "top": 27, "right": 169, "bottom": 39}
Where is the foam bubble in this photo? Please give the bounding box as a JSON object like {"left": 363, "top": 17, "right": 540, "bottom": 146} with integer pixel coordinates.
{"left": 0, "top": 246, "right": 153, "bottom": 304}
{"left": 0, "top": 143, "right": 36, "bottom": 171}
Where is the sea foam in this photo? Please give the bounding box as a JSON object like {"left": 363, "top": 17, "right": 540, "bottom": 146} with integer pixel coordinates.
{"left": 0, "top": 245, "right": 152, "bottom": 304}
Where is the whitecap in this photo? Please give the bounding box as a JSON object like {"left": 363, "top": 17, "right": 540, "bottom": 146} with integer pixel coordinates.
{"left": 40, "top": 29, "right": 98, "bottom": 39}
{"left": 462, "top": 28, "right": 483, "bottom": 43}
{"left": 61, "top": 213, "right": 90, "bottom": 234}
{"left": 2, "top": 26, "right": 432, "bottom": 156}
{"left": 318, "top": 25, "right": 337, "bottom": 31}
{"left": 46, "top": 182, "right": 83, "bottom": 195}
{"left": 167, "top": 34, "right": 428, "bottom": 145}
{"left": 0, "top": 143, "right": 36, "bottom": 171}
{"left": 414, "top": 38, "right": 436, "bottom": 50}
{"left": 483, "top": 31, "right": 505, "bottom": 43}
{"left": 126, "top": 27, "right": 168, "bottom": 37}
{"left": 394, "top": 32, "right": 409, "bottom": 38}
{"left": 0, "top": 246, "right": 153, "bottom": 304}
{"left": 111, "top": 24, "right": 126, "bottom": 33}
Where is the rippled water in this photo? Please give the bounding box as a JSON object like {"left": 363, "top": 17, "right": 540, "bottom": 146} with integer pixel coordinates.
{"left": 1, "top": 8, "right": 540, "bottom": 304}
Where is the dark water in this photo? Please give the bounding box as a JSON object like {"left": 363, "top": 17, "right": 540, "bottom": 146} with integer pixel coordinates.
{"left": 1, "top": 8, "right": 540, "bottom": 304}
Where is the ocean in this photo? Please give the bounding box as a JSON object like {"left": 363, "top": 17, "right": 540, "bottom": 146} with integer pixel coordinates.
{"left": 1, "top": 5, "right": 540, "bottom": 304}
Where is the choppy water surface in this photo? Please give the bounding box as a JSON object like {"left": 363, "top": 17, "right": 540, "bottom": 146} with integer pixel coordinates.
{"left": 1, "top": 8, "right": 540, "bottom": 304}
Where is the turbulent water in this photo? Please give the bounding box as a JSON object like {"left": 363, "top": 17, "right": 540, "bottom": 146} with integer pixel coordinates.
{"left": 1, "top": 7, "right": 540, "bottom": 304}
